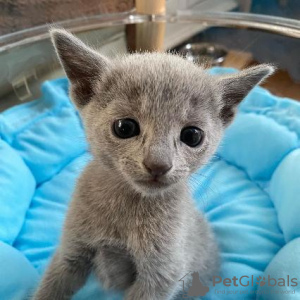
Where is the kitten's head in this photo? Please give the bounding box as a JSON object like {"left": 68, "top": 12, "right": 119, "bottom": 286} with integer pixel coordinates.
{"left": 51, "top": 29, "right": 274, "bottom": 195}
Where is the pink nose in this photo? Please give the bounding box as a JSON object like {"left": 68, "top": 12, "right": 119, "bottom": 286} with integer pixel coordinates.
{"left": 143, "top": 161, "right": 172, "bottom": 177}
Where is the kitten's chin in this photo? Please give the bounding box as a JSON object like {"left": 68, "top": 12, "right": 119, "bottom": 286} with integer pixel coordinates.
{"left": 131, "top": 178, "right": 177, "bottom": 195}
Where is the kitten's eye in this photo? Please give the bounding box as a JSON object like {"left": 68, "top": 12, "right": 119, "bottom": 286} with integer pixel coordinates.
{"left": 180, "top": 126, "right": 204, "bottom": 147}
{"left": 113, "top": 118, "right": 140, "bottom": 139}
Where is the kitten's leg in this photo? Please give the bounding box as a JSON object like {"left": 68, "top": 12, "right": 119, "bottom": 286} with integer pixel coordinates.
{"left": 33, "top": 243, "right": 95, "bottom": 300}
{"left": 94, "top": 245, "right": 136, "bottom": 291}
{"left": 124, "top": 250, "right": 182, "bottom": 300}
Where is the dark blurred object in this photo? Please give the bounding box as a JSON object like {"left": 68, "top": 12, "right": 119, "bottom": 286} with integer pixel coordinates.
{"left": 178, "top": 43, "right": 228, "bottom": 67}
{"left": 237, "top": 0, "right": 252, "bottom": 12}
{"left": 251, "top": 0, "right": 300, "bottom": 19}
{"left": 0, "top": 0, "right": 134, "bottom": 36}
{"left": 174, "top": 26, "right": 300, "bottom": 82}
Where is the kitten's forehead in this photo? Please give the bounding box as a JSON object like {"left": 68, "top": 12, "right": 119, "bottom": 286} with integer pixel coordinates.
{"left": 100, "top": 53, "right": 217, "bottom": 124}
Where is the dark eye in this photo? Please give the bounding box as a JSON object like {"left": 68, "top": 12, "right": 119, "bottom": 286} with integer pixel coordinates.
{"left": 113, "top": 118, "right": 140, "bottom": 139}
{"left": 180, "top": 126, "right": 204, "bottom": 147}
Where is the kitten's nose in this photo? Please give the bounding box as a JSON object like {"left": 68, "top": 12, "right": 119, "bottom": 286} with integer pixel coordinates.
{"left": 143, "top": 160, "right": 172, "bottom": 177}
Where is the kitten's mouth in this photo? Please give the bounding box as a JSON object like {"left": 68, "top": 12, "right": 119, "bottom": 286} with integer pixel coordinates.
{"left": 135, "top": 178, "right": 170, "bottom": 189}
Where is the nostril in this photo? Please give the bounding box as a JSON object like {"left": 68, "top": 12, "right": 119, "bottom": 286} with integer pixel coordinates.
{"left": 143, "top": 161, "right": 172, "bottom": 177}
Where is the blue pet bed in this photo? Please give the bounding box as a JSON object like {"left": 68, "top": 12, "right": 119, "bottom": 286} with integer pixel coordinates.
{"left": 1, "top": 68, "right": 300, "bottom": 300}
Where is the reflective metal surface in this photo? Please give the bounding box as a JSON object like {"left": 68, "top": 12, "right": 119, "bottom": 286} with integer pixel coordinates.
{"left": 178, "top": 43, "right": 228, "bottom": 66}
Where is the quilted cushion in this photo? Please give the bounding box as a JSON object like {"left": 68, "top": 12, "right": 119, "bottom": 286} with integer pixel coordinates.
{"left": 0, "top": 69, "right": 299, "bottom": 300}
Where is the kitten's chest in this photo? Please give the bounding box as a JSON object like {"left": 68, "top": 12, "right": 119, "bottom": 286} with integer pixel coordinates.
{"left": 95, "top": 193, "right": 182, "bottom": 253}
{"left": 119, "top": 197, "right": 183, "bottom": 253}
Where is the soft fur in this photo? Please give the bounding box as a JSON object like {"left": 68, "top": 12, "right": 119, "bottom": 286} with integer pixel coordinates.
{"left": 33, "top": 28, "right": 274, "bottom": 300}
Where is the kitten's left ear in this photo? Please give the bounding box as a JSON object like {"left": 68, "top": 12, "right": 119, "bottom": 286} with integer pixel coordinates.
{"left": 50, "top": 28, "right": 111, "bottom": 107}
{"left": 218, "top": 64, "right": 275, "bottom": 124}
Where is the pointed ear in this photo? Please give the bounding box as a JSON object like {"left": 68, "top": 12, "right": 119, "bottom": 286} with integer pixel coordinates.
{"left": 50, "top": 28, "right": 110, "bottom": 107}
{"left": 219, "top": 64, "right": 275, "bottom": 124}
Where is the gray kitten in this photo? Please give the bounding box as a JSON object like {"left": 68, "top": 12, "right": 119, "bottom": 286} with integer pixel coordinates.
{"left": 33, "top": 29, "right": 274, "bottom": 300}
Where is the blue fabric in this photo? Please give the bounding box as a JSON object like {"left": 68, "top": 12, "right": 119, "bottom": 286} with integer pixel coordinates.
{"left": 0, "top": 68, "right": 299, "bottom": 300}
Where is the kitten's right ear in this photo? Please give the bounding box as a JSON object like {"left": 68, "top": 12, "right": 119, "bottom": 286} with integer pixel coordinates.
{"left": 50, "top": 28, "right": 110, "bottom": 107}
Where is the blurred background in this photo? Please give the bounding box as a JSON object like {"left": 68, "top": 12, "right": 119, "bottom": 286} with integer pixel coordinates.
{"left": 0, "top": 0, "right": 300, "bottom": 110}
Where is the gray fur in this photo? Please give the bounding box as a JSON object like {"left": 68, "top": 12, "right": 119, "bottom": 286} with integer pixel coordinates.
{"left": 33, "top": 29, "right": 274, "bottom": 300}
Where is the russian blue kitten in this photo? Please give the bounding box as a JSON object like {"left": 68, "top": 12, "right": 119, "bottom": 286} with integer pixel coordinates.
{"left": 33, "top": 29, "right": 274, "bottom": 300}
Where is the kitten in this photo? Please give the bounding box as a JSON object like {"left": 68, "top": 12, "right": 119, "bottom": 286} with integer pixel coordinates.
{"left": 33, "top": 29, "right": 274, "bottom": 300}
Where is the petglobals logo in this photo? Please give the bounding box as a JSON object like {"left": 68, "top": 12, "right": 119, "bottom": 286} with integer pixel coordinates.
{"left": 179, "top": 272, "right": 298, "bottom": 298}
{"left": 213, "top": 275, "right": 298, "bottom": 287}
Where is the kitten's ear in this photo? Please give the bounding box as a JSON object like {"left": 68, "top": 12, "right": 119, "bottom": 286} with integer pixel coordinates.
{"left": 218, "top": 64, "right": 275, "bottom": 124}
{"left": 50, "top": 28, "right": 110, "bottom": 107}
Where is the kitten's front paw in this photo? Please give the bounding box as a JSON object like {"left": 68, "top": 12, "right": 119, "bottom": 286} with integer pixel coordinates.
{"left": 124, "top": 281, "right": 164, "bottom": 300}
{"left": 96, "top": 261, "right": 136, "bottom": 291}
{"left": 97, "top": 270, "right": 134, "bottom": 291}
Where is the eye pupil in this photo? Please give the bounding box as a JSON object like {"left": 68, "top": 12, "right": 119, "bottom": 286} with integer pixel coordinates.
{"left": 180, "top": 126, "right": 204, "bottom": 147}
{"left": 113, "top": 118, "right": 140, "bottom": 139}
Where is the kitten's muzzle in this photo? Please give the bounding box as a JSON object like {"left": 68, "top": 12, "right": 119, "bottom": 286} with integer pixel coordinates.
{"left": 135, "top": 161, "right": 175, "bottom": 191}
{"left": 143, "top": 160, "right": 172, "bottom": 178}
